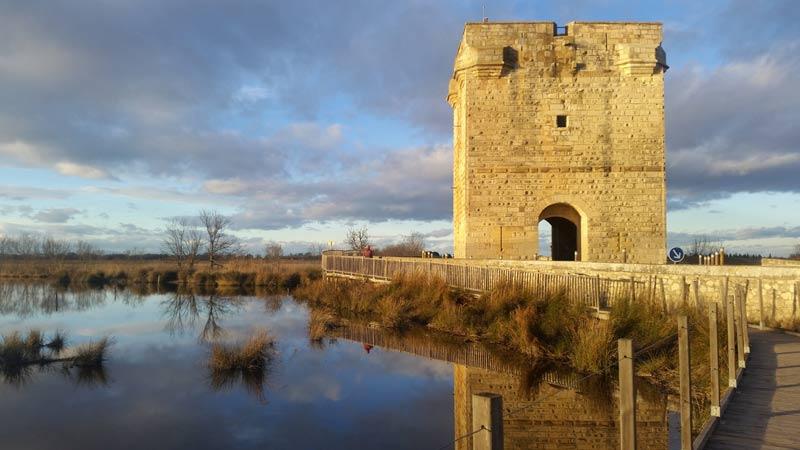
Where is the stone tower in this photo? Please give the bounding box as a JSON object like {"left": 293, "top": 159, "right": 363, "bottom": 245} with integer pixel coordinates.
{"left": 447, "top": 22, "right": 668, "bottom": 264}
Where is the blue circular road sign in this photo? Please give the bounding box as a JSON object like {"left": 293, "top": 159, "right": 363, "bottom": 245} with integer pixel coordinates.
{"left": 668, "top": 247, "right": 685, "bottom": 263}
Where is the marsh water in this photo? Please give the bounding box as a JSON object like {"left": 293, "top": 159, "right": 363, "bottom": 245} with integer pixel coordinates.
{"left": 0, "top": 283, "right": 675, "bottom": 449}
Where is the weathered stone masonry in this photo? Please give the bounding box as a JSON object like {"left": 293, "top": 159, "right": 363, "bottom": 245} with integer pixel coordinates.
{"left": 448, "top": 22, "right": 668, "bottom": 263}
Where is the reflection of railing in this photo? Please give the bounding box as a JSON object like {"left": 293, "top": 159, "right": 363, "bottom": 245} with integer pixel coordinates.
{"left": 322, "top": 254, "right": 655, "bottom": 311}
{"left": 331, "top": 324, "right": 582, "bottom": 390}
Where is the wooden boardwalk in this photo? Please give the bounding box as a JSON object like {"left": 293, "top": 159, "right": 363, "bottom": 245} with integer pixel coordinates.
{"left": 706, "top": 329, "right": 800, "bottom": 450}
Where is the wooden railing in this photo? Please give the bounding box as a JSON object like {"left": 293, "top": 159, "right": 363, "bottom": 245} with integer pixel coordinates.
{"left": 323, "top": 254, "right": 756, "bottom": 449}
{"left": 322, "top": 254, "right": 653, "bottom": 311}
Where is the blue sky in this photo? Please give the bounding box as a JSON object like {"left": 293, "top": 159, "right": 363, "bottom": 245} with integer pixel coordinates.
{"left": 1, "top": 0, "right": 799, "bottom": 256}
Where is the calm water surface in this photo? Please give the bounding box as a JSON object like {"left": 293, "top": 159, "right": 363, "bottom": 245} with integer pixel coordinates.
{"left": 0, "top": 284, "right": 672, "bottom": 449}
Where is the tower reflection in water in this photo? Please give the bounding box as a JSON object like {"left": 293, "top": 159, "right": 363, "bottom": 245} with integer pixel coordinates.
{"left": 332, "top": 323, "right": 670, "bottom": 450}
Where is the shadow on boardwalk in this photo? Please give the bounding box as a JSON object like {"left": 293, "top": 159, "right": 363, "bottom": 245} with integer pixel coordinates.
{"left": 706, "top": 329, "right": 800, "bottom": 450}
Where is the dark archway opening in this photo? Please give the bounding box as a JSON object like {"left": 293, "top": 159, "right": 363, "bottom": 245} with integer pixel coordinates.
{"left": 538, "top": 203, "right": 583, "bottom": 261}
{"left": 547, "top": 217, "right": 577, "bottom": 261}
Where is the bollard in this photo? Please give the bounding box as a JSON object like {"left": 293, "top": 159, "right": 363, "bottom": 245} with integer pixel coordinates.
{"left": 618, "top": 339, "right": 636, "bottom": 450}
{"left": 472, "top": 393, "right": 503, "bottom": 450}
{"left": 678, "top": 315, "right": 692, "bottom": 450}
{"left": 709, "top": 303, "right": 720, "bottom": 417}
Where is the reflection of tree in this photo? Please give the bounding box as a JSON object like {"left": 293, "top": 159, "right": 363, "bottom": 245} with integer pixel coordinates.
{"left": 0, "top": 284, "right": 108, "bottom": 318}
{"left": 161, "top": 291, "right": 244, "bottom": 342}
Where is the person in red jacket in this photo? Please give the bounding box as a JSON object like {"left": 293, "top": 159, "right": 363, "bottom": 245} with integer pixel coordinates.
{"left": 362, "top": 245, "right": 374, "bottom": 258}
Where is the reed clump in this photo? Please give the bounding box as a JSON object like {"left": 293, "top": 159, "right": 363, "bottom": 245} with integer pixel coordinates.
{"left": 0, "top": 330, "right": 111, "bottom": 385}
{"left": 208, "top": 330, "right": 276, "bottom": 402}
{"left": 209, "top": 330, "right": 275, "bottom": 373}
{"left": 307, "top": 308, "right": 338, "bottom": 342}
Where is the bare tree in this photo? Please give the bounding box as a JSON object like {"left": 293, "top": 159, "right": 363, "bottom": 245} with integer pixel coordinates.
{"left": 41, "top": 236, "right": 71, "bottom": 259}
{"left": 185, "top": 227, "right": 203, "bottom": 271}
{"left": 199, "top": 210, "right": 237, "bottom": 270}
{"left": 345, "top": 226, "right": 370, "bottom": 252}
{"left": 689, "top": 236, "right": 723, "bottom": 256}
{"left": 164, "top": 219, "right": 188, "bottom": 270}
{"left": 310, "top": 242, "right": 327, "bottom": 256}
{"left": 17, "top": 233, "right": 41, "bottom": 257}
{"left": 380, "top": 231, "right": 426, "bottom": 257}
{"left": 790, "top": 244, "right": 800, "bottom": 260}
{"left": 0, "top": 235, "right": 15, "bottom": 257}
{"left": 75, "top": 240, "right": 102, "bottom": 260}
{"left": 164, "top": 218, "right": 205, "bottom": 271}
{"left": 264, "top": 242, "right": 283, "bottom": 260}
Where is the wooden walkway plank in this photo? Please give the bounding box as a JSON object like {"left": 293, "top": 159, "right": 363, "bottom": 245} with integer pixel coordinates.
{"left": 706, "top": 330, "right": 800, "bottom": 450}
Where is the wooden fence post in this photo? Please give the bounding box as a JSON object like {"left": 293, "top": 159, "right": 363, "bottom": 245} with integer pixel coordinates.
{"left": 630, "top": 276, "right": 636, "bottom": 302}
{"left": 721, "top": 277, "right": 729, "bottom": 316}
{"left": 694, "top": 279, "right": 701, "bottom": 306}
{"left": 740, "top": 283, "right": 751, "bottom": 354}
{"left": 758, "top": 278, "right": 764, "bottom": 330}
{"left": 727, "top": 291, "right": 737, "bottom": 388}
{"left": 472, "top": 393, "right": 503, "bottom": 450}
{"left": 735, "top": 289, "right": 746, "bottom": 369}
{"left": 678, "top": 315, "right": 692, "bottom": 450}
{"left": 618, "top": 339, "right": 636, "bottom": 450}
{"left": 659, "top": 277, "right": 667, "bottom": 313}
{"left": 682, "top": 276, "right": 688, "bottom": 305}
{"left": 709, "top": 303, "right": 720, "bottom": 417}
{"left": 772, "top": 288, "right": 777, "bottom": 325}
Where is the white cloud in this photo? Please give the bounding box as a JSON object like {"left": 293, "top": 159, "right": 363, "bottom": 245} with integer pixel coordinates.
{"left": 203, "top": 178, "right": 248, "bottom": 195}
{"left": 54, "top": 161, "right": 112, "bottom": 179}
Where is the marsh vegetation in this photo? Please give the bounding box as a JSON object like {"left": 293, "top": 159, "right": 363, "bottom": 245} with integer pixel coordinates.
{"left": 297, "top": 272, "right": 730, "bottom": 418}
{"left": 0, "top": 330, "right": 111, "bottom": 386}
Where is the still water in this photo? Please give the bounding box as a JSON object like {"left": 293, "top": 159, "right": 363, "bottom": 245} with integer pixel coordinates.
{"left": 0, "top": 284, "right": 672, "bottom": 450}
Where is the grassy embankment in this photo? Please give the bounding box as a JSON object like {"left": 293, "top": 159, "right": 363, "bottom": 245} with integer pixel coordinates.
{"left": 297, "top": 273, "right": 729, "bottom": 407}
{"left": 0, "top": 258, "right": 322, "bottom": 291}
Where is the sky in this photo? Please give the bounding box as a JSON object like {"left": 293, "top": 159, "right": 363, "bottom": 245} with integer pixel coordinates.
{"left": 0, "top": 0, "right": 799, "bottom": 256}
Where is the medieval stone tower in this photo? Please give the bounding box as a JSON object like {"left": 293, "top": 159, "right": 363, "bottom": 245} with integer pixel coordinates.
{"left": 447, "top": 21, "right": 668, "bottom": 264}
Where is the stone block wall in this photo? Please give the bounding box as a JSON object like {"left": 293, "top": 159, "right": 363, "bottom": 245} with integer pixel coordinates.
{"left": 482, "top": 259, "right": 800, "bottom": 326}
{"left": 448, "top": 22, "right": 668, "bottom": 264}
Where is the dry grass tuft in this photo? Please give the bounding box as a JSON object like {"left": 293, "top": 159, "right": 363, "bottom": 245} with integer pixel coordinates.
{"left": 209, "top": 330, "right": 275, "bottom": 372}
{"left": 208, "top": 330, "right": 277, "bottom": 402}
{"left": 307, "top": 308, "right": 337, "bottom": 342}
{"left": 569, "top": 319, "right": 614, "bottom": 373}
{"left": 70, "top": 337, "right": 112, "bottom": 367}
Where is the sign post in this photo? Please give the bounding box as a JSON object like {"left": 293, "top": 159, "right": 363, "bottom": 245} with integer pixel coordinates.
{"left": 668, "top": 247, "right": 685, "bottom": 264}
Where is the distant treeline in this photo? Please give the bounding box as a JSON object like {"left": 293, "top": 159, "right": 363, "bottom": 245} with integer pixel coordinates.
{"left": 0, "top": 233, "right": 320, "bottom": 261}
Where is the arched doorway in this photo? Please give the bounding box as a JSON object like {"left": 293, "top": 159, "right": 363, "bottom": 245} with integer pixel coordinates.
{"left": 538, "top": 203, "right": 584, "bottom": 261}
